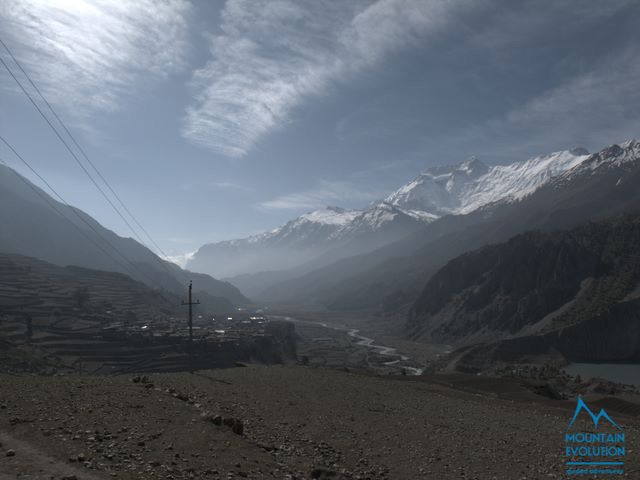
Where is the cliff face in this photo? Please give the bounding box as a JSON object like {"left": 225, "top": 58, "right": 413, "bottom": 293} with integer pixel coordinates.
{"left": 252, "top": 321, "right": 298, "bottom": 364}
{"left": 453, "top": 299, "right": 640, "bottom": 372}
{"left": 408, "top": 232, "right": 604, "bottom": 342}
{"left": 407, "top": 213, "right": 640, "bottom": 368}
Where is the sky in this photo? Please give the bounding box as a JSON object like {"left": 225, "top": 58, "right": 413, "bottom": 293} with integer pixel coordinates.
{"left": 1, "top": 0, "right": 639, "bottom": 261}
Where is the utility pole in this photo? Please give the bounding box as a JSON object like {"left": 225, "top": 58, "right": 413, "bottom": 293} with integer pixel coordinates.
{"left": 181, "top": 281, "right": 200, "bottom": 372}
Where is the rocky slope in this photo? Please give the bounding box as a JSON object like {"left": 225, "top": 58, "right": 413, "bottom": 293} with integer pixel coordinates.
{"left": 3, "top": 366, "right": 638, "bottom": 479}
{"left": 0, "top": 164, "right": 247, "bottom": 306}
{"left": 407, "top": 212, "right": 640, "bottom": 369}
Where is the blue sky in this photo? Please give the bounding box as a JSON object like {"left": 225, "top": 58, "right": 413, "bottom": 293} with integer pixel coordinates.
{"left": 1, "top": 0, "right": 639, "bottom": 261}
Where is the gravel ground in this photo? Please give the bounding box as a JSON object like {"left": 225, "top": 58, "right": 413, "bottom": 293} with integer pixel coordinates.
{"left": 1, "top": 365, "right": 638, "bottom": 479}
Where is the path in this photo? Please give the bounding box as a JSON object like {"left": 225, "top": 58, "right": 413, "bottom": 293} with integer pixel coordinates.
{"left": 0, "top": 431, "right": 108, "bottom": 480}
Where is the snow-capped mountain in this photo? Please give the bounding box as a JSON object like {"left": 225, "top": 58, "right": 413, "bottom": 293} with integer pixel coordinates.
{"left": 385, "top": 148, "right": 590, "bottom": 216}
{"left": 253, "top": 139, "right": 640, "bottom": 308}
{"left": 225, "top": 206, "right": 360, "bottom": 250}
{"left": 187, "top": 146, "right": 592, "bottom": 279}
{"left": 187, "top": 206, "right": 363, "bottom": 278}
{"left": 562, "top": 140, "right": 639, "bottom": 176}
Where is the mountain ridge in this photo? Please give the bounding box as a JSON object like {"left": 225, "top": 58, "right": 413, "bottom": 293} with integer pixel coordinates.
{"left": 188, "top": 146, "right": 590, "bottom": 280}
{"left": 408, "top": 212, "right": 640, "bottom": 371}
{"left": 254, "top": 139, "right": 640, "bottom": 310}
{"left": 0, "top": 163, "right": 248, "bottom": 308}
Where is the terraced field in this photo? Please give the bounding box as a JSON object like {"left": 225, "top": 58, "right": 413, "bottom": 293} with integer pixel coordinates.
{"left": 0, "top": 253, "right": 295, "bottom": 374}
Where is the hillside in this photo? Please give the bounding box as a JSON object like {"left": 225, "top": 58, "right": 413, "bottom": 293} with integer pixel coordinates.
{"left": 408, "top": 212, "right": 640, "bottom": 369}
{"left": 0, "top": 164, "right": 247, "bottom": 307}
{"left": 0, "top": 252, "right": 182, "bottom": 325}
{"left": 0, "top": 252, "right": 295, "bottom": 375}
{"left": 0, "top": 252, "right": 180, "bottom": 374}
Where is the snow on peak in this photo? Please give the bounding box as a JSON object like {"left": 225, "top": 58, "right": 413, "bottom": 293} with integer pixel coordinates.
{"left": 561, "top": 139, "right": 639, "bottom": 174}
{"left": 386, "top": 148, "right": 590, "bottom": 216}
{"left": 163, "top": 251, "right": 195, "bottom": 268}
{"left": 602, "top": 139, "right": 640, "bottom": 163}
{"left": 619, "top": 139, "right": 639, "bottom": 150}
{"left": 197, "top": 142, "right": 635, "bottom": 259}
{"left": 297, "top": 206, "right": 360, "bottom": 226}
{"left": 457, "top": 157, "right": 489, "bottom": 175}
{"left": 239, "top": 148, "right": 593, "bottom": 247}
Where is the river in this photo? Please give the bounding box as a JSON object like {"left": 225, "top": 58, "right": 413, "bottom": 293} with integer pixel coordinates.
{"left": 275, "top": 315, "right": 425, "bottom": 375}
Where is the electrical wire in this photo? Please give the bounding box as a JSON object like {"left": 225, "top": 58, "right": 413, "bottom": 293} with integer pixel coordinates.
{"left": 0, "top": 37, "right": 172, "bottom": 261}
{"left": 0, "top": 38, "right": 179, "bottom": 280}
{"left": 0, "top": 136, "right": 161, "bottom": 287}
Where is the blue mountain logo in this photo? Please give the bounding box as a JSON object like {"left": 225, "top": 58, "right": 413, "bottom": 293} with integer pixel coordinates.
{"left": 567, "top": 397, "right": 622, "bottom": 431}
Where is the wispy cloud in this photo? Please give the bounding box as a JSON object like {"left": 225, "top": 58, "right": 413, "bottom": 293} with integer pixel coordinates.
{"left": 182, "top": 0, "right": 465, "bottom": 157}
{"left": 178, "top": 179, "right": 252, "bottom": 193}
{"left": 500, "top": 47, "right": 640, "bottom": 142}
{"left": 0, "top": 0, "right": 192, "bottom": 119}
{"left": 446, "top": 44, "right": 640, "bottom": 157}
{"left": 258, "top": 179, "right": 378, "bottom": 210}
{"left": 210, "top": 181, "right": 251, "bottom": 192}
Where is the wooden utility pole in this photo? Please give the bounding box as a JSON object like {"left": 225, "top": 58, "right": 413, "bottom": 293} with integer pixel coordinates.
{"left": 181, "top": 281, "right": 200, "bottom": 372}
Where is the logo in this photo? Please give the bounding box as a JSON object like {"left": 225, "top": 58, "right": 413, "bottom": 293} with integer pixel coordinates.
{"left": 564, "top": 397, "right": 625, "bottom": 476}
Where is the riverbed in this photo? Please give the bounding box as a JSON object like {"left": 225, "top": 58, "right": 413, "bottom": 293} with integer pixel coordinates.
{"left": 276, "top": 315, "right": 429, "bottom": 375}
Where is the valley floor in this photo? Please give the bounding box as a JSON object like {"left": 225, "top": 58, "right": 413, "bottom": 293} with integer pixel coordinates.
{"left": 2, "top": 365, "right": 639, "bottom": 479}
{"left": 272, "top": 310, "right": 449, "bottom": 374}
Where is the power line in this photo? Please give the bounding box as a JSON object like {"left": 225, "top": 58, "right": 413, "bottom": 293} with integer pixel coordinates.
{"left": 0, "top": 153, "right": 133, "bottom": 279}
{"left": 0, "top": 154, "right": 136, "bottom": 278}
{"left": 0, "top": 137, "right": 153, "bottom": 283}
{"left": 0, "top": 135, "right": 160, "bottom": 287}
{"left": 0, "top": 37, "right": 178, "bottom": 280}
{"left": 0, "top": 36, "right": 172, "bottom": 261}
{"left": 0, "top": 53, "right": 149, "bottom": 247}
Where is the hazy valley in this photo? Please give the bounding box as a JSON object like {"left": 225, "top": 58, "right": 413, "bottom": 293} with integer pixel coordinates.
{"left": 4, "top": 139, "right": 640, "bottom": 479}
{"left": 2, "top": 3, "right": 640, "bottom": 478}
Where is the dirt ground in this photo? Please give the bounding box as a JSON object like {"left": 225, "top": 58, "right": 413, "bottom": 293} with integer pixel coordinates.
{"left": 1, "top": 365, "right": 638, "bottom": 479}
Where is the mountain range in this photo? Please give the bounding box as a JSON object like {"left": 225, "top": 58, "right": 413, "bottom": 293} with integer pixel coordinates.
{"left": 188, "top": 147, "right": 590, "bottom": 286}
{"left": 0, "top": 164, "right": 247, "bottom": 310}
{"left": 185, "top": 140, "right": 640, "bottom": 320}
{"left": 299, "top": 140, "right": 640, "bottom": 311}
